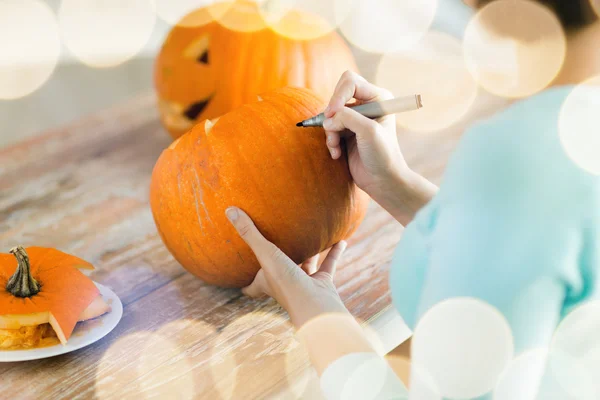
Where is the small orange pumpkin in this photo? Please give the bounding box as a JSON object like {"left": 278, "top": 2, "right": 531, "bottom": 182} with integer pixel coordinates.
{"left": 154, "top": 0, "right": 359, "bottom": 139}
{"left": 150, "top": 87, "right": 369, "bottom": 288}
{"left": 0, "top": 246, "right": 111, "bottom": 349}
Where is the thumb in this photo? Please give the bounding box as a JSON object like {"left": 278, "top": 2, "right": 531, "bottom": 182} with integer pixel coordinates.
{"left": 226, "top": 207, "right": 297, "bottom": 278}
{"left": 226, "top": 207, "right": 270, "bottom": 251}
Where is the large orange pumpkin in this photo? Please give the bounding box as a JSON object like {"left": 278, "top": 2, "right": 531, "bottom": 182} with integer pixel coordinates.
{"left": 150, "top": 87, "right": 369, "bottom": 287}
{"left": 154, "top": 0, "right": 359, "bottom": 139}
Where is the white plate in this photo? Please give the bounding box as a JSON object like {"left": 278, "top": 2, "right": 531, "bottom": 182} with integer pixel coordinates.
{"left": 0, "top": 282, "right": 123, "bottom": 362}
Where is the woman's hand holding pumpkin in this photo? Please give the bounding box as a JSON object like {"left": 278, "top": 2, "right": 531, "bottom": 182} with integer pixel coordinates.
{"left": 226, "top": 207, "right": 379, "bottom": 376}
{"left": 323, "top": 71, "right": 438, "bottom": 226}
{"left": 225, "top": 207, "right": 350, "bottom": 329}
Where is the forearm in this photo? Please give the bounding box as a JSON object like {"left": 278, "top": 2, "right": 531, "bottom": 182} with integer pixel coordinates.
{"left": 295, "top": 311, "right": 378, "bottom": 376}
{"left": 369, "top": 169, "right": 438, "bottom": 226}
{"left": 301, "top": 315, "right": 412, "bottom": 399}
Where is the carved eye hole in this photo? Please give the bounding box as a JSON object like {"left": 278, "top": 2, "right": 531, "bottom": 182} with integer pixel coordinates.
{"left": 184, "top": 34, "right": 210, "bottom": 65}
{"left": 182, "top": 34, "right": 212, "bottom": 120}
{"left": 198, "top": 49, "right": 208, "bottom": 64}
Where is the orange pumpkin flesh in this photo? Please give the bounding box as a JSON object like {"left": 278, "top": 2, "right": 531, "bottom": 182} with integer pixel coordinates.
{"left": 154, "top": 0, "right": 359, "bottom": 139}
{"left": 0, "top": 247, "right": 111, "bottom": 347}
{"left": 150, "top": 87, "right": 370, "bottom": 288}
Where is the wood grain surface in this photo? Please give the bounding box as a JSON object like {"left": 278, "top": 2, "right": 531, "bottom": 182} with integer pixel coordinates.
{"left": 0, "top": 63, "right": 507, "bottom": 398}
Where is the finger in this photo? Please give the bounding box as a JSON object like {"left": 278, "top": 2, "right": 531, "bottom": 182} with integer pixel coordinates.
{"left": 301, "top": 255, "right": 319, "bottom": 275}
{"left": 317, "top": 247, "right": 332, "bottom": 265}
{"left": 326, "top": 132, "right": 341, "bottom": 148}
{"left": 242, "top": 271, "right": 269, "bottom": 299}
{"left": 318, "top": 241, "right": 347, "bottom": 278}
{"left": 325, "top": 71, "right": 393, "bottom": 117}
{"left": 327, "top": 71, "right": 377, "bottom": 115}
{"left": 329, "top": 146, "right": 342, "bottom": 160}
{"left": 226, "top": 207, "right": 270, "bottom": 251}
{"left": 325, "top": 132, "right": 342, "bottom": 159}
{"left": 323, "top": 107, "right": 380, "bottom": 145}
{"left": 241, "top": 280, "right": 264, "bottom": 298}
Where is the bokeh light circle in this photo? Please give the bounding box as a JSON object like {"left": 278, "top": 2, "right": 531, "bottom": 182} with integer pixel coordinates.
{"left": 550, "top": 301, "right": 600, "bottom": 397}
{"left": 137, "top": 324, "right": 196, "bottom": 398}
{"left": 59, "top": 0, "right": 156, "bottom": 68}
{"left": 210, "top": 310, "right": 295, "bottom": 399}
{"left": 153, "top": 0, "right": 224, "bottom": 27}
{"left": 286, "top": 312, "right": 392, "bottom": 398}
{"left": 376, "top": 31, "right": 478, "bottom": 133}
{"left": 95, "top": 331, "right": 157, "bottom": 399}
{"left": 282, "top": 313, "right": 326, "bottom": 399}
{"left": 284, "top": 347, "right": 321, "bottom": 400}
{"left": 385, "top": 355, "right": 441, "bottom": 399}
{"left": 209, "top": 0, "right": 268, "bottom": 32}
{"left": 412, "top": 297, "right": 514, "bottom": 399}
{"left": 493, "top": 349, "right": 549, "bottom": 400}
{"left": 339, "top": 354, "right": 393, "bottom": 400}
{"left": 493, "top": 348, "right": 596, "bottom": 400}
{"left": 558, "top": 76, "right": 600, "bottom": 175}
{"left": 296, "top": 313, "right": 391, "bottom": 398}
{"left": 0, "top": 0, "right": 60, "bottom": 99}
{"left": 338, "top": 0, "right": 438, "bottom": 54}
{"left": 359, "top": 318, "right": 386, "bottom": 356}
{"left": 259, "top": 0, "right": 353, "bottom": 40}
{"left": 136, "top": 320, "right": 217, "bottom": 398}
{"left": 463, "top": 0, "right": 566, "bottom": 98}
{"left": 384, "top": 355, "right": 412, "bottom": 388}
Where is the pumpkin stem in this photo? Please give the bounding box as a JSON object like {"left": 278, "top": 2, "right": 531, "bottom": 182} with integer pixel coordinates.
{"left": 6, "top": 246, "right": 40, "bottom": 298}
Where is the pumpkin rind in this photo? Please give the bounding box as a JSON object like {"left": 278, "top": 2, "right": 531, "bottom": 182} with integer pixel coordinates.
{"left": 0, "top": 247, "right": 101, "bottom": 344}
{"left": 154, "top": 0, "right": 359, "bottom": 139}
{"left": 150, "top": 87, "right": 370, "bottom": 288}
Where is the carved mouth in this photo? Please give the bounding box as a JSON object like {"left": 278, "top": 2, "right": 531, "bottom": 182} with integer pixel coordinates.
{"left": 184, "top": 97, "right": 212, "bottom": 120}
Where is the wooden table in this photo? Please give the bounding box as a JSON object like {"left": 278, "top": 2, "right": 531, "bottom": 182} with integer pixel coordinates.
{"left": 0, "top": 79, "right": 506, "bottom": 398}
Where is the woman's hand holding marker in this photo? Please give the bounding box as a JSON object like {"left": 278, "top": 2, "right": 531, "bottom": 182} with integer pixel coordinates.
{"left": 323, "top": 70, "right": 437, "bottom": 226}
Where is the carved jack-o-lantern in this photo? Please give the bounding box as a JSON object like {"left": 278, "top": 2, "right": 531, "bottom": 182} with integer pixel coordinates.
{"left": 154, "top": 1, "right": 359, "bottom": 138}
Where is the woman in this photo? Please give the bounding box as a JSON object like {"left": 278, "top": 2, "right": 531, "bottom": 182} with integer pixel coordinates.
{"left": 226, "top": 0, "right": 600, "bottom": 398}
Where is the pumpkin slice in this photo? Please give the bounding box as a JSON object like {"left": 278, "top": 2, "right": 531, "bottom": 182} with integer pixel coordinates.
{"left": 78, "top": 295, "right": 111, "bottom": 322}
{"left": 0, "top": 246, "right": 109, "bottom": 346}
